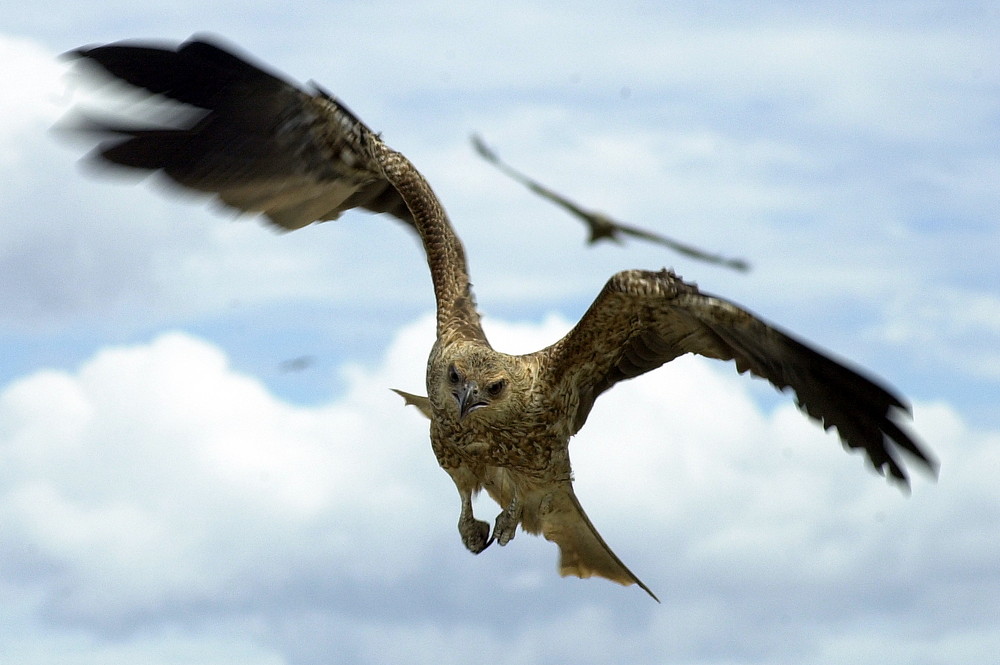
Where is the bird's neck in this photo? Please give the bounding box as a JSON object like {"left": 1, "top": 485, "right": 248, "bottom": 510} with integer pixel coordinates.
{"left": 369, "top": 139, "right": 484, "bottom": 341}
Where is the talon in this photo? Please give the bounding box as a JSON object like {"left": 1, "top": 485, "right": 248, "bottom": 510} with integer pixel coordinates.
{"left": 461, "top": 517, "right": 494, "bottom": 554}
{"left": 458, "top": 492, "right": 494, "bottom": 554}
{"left": 493, "top": 513, "right": 515, "bottom": 546}
{"left": 493, "top": 498, "right": 521, "bottom": 547}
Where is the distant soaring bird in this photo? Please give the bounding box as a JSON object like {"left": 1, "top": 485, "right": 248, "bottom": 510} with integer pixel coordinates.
{"left": 472, "top": 134, "right": 750, "bottom": 272}
{"left": 66, "top": 36, "right": 935, "bottom": 601}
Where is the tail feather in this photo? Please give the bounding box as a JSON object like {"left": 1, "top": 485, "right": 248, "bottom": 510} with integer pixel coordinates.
{"left": 387, "top": 389, "right": 657, "bottom": 600}
{"left": 538, "top": 486, "right": 658, "bottom": 601}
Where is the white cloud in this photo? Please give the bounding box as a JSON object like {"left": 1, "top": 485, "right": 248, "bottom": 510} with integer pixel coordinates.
{"left": 0, "top": 35, "right": 64, "bottom": 162}
{"left": 0, "top": 326, "right": 446, "bottom": 628}
{"left": 1, "top": 5, "right": 998, "bottom": 663}
{"left": 1, "top": 315, "right": 997, "bottom": 663}
{"left": 877, "top": 285, "right": 1000, "bottom": 379}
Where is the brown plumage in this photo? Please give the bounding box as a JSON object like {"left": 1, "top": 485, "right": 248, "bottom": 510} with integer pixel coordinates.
{"left": 67, "top": 36, "right": 936, "bottom": 601}
{"left": 472, "top": 134, "right": 751, "bottom": 272}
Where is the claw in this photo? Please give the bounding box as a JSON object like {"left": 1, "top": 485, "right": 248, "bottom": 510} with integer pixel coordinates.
{"left": 461, "top": 516, "right": 494, "bottom": 554}
{"left": 458, "top": 490, "right": 494, "bottom": 554}
{"left": 493, "top": 497, "right": 521, "bottom": 547}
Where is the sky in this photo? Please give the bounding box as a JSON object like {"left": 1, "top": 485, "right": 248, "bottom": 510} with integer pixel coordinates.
{"left": 1, "top": 2, "right": 998, "bottom": 663}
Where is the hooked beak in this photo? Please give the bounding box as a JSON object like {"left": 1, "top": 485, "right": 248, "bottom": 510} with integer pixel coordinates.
{"left": 454, "top": 381, "right": 486, "bottom": 420}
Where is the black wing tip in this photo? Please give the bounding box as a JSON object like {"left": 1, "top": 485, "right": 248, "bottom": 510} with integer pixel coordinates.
{"left": 888, "top": 407, "right": 939, "bottom": 471}
{"left": 60, "top": 45, "right": 93, "bottom": 61}
{"left": 860, "top": 407, "right": 939, "bottom": 492}
{"left": 62, "top": 34, "right": 289, "bottom": 101}
{"left": 62, "top": 37, "right": 177, "bottom": 64}
{"left": 638, "top": 580, "right": 661, "bottom": 603}
{"left": 470, "top": 133, "right": 497, "bottom": 161}
{"left": 64, "top": 33, "right": 233, "bottom": 56}
{"left": 727, "top": 258, "right": 752, "bottom": 272}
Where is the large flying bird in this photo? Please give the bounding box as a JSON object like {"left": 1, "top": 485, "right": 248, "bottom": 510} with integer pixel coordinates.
{"left": 472, "top": 134, "right": 751, "bottom": 272}
{"left": 66, "top": 36, "right": 935, "bottom": 601}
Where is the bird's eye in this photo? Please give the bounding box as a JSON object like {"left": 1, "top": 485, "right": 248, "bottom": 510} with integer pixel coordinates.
{"left": 486, "top": 379, "right": 506, "bottom": 397}
{"left": 448, "top": 365, "right": 460, "bottom": 384}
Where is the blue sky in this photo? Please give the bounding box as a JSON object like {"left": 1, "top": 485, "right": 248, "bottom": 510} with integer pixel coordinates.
{"left": 1, "top": 2, "right": 998, "bottom": 664}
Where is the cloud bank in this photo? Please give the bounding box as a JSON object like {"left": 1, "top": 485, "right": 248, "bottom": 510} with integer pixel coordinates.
{"left": 1, "top": 315, "right": 995, "bottom": 664}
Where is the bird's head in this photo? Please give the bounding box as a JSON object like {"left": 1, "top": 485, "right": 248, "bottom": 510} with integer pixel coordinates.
{"left": 434, "top": 347, "right": 522, "bottom": 422}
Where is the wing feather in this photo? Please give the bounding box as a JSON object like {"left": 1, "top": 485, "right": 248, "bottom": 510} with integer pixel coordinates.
{"left": 471, "top": 135, "right": 750, "bottom": 271}
{"left": 547, "top": 269, "right": 936, "bottom": 486}
{"left": 66, "top": 36, "right": 414, "bottom": 231}
{"left": 67, "top": 36, "right": 485, "bottom": 342}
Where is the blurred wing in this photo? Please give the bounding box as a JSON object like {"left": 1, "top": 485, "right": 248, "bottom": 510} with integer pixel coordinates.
{"left": 606, "top": 219, "right": 751, "bottom": 272}
{"left": 547, "top": 269, "right": 936, "bottom": 486}
{"left": 472, "top": 135, "right": 749, "bottom": 271}
{"left": 67, "top": 36, "right": 413, "bottom": 230}
{"left": 472, "top": 134, "right": 595, "bottom": 225}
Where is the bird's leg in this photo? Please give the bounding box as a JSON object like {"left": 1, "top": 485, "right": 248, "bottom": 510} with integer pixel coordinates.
{"left": 458, "top": 490, "right": 493, "bottom": 554}
{"left": 492, "top": 496, "right": 522, "bottom": 547}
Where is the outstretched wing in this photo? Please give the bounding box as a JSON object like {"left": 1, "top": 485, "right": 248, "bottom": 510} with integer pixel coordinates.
{"left": 472, "top": 135, "right": 750, "bottom": 272}
{"left": 67, "top": 36, "right": 486, "bottom": 342}
{"left": 545, "top": 269, "right": 936, "bottom": 486}
{"left": 65, "top": 35, "right": 413, "bottom": 230}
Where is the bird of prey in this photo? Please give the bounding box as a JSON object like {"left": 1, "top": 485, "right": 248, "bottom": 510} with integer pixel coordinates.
{"left": 66, "top": 36, "right": 935, "bottom": 601}
{"left": 472, "top": 134, "right": 751, "bottom": 272}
